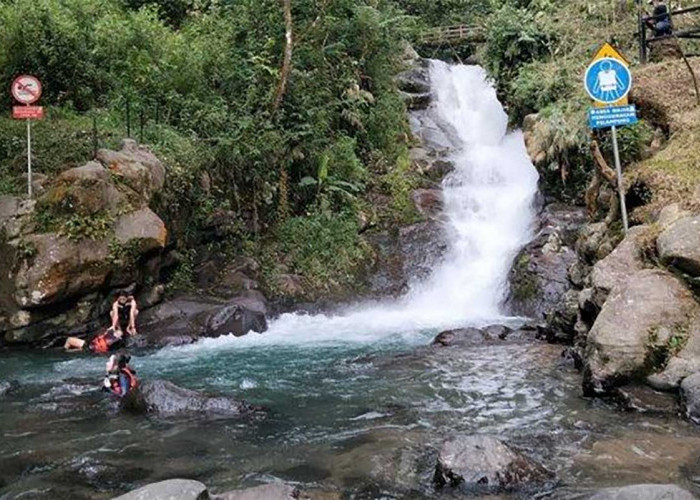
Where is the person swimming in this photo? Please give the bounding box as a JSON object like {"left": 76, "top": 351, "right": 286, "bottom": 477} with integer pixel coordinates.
{"left": 103, "top": 353, "right": 138, "bottom": 397}
{"left": 64, "top": 327, "right": 124, "bottom": 353}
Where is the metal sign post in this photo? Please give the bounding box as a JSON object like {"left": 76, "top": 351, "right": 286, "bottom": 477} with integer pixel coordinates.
{"left": 584, "top": 44, "right": 635, "bottom": 234}
{"left": 26, "top": 117, "right": 32, "bottom": 198}
{"left": 611, "top": 126, "right": 629, "bottom": 232}
{"left": 11, "top": 75, "right": 43, "bottom": 199}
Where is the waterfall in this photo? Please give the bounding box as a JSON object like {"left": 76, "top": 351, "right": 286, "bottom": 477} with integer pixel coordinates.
{"left": 190, "top": 61, "right": 540, "bottom": 348}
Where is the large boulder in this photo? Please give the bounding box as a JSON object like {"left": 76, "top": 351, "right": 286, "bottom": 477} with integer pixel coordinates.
{"left": 584, "top": 269, "right": 699, "bottom": 395}
{"left": 96, "top": 139, "right": 165, "bottom": 204}
{"left": 40, "top": 161, "right": 125, "bottom": 215}
{"left": 590, "top": 225, "right": 648, "bottom": 303}
{"left": 114, "top": 208, "right": 168, "bottom": 254}
{"left": 587, "top": 484, "right": 696, "bottom": 500}
{"left": 0, "top": 141, "right": 171, "bottom": 346}
{"left": 12, "top": 233, "right": 111, "bottom": 308}
{"left": 112, "top": 479, "right": 209, "bottom": 500}
{"left": 214, "top": 483, "right": 298, "bottom": 500}
{"left": 122, "top": 380, "right": 265, "bottom": 418}
{"left": 433, "top": 435, "right": 553, "bottom": 494}
{"left": 657, "top": 215, "right": 700, "bottom": 277}
{"left": 680, "top": 372, "right": 700, "bottom": 425}
{"left": 137, "top": 293, "right": 268, "bottom": 347}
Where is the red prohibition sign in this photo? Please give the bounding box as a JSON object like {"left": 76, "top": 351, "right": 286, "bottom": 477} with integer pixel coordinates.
{"left": 11, "top": 75, "right": 42, "bottom": 105}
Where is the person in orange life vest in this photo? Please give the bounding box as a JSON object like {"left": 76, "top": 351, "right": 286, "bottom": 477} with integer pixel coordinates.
{"left": 103, "top": 353, "right": 138, "bottom": 397}
{"left": 64, "top": 327, "right": 124, "bottom": 353}
{"left": 111, "top": 292, "right": 139, "bottom": 336}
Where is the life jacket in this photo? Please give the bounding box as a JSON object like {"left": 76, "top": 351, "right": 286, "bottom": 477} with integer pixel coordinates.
{"left": 107, "top": 366, "right": 138, "bottom": 396}
{"left": 89, "top": 329, "right": 121, "bottom": 354}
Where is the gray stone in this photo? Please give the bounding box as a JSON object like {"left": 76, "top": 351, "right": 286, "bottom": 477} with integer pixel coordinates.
{"left": 657, "top": 203, "right": 690, "bottom": 230}
{"left": 13, "top": 233, "right": 111, "bottom": 309}
{"left": 433, "top": 435, "right": 553, "bottom": 493}
{"left": 214, "top": 483, "right": 298, "bottom": 500}
{"left": 681, "top": 372, "right": 700, "bottom": 425}
{"left": 112, "top": 479, "right": 209, "bottom": 500}
{"left": 588, "top": 484, "right": 697, "bottom": 500}
{"left": 122, "top": 380, "right": 265, "bottom": 418}
{"left": 114, "top": 207, "right": 168, "bottom": 254}
{"left": 584, "top": 269, "right": 699, "bottom": 395}
{"left": 658, "top": 215, "right": 700, "bottom": 276}
{"left": 590, "top": 225, "right": 648, "bottom": 302}
{"left": 97, "top": 140, "right": 165, "bottom": 204}
{"left": 648, "top": 316, "right": 700, "bottom": 390}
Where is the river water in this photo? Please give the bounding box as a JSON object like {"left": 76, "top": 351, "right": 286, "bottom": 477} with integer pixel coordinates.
{"left": 1, "top": 62, "right": 699, "bottom": 499}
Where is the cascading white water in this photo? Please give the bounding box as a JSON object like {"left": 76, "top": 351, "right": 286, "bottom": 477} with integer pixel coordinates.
{"left": 190, "top": 61, "right": 540, "bottom": 348}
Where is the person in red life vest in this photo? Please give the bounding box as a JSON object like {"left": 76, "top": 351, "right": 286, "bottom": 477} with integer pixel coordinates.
{"left": 111, "top": 292, "right": 139, "bottom": 336}
{"left": 63, "top": 327, "right": 125, "bottom": 353}
{"left": 103, "top": 353, "right": 138, "bottom": 397}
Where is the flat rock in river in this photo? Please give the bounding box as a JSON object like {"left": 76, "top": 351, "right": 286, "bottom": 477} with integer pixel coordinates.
{"left": 433, "top": 435, "right": 553, "bottom": 493}
{"left": 214, "top": 483, "right": 298, "bottom": 500}
{"left": 112, "top": 479, "right": 209, "bottom": 500}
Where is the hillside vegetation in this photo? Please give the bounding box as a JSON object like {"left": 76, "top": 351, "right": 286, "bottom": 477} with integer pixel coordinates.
{"left": 0, "top": 0, "right": 696, "bottom": 298}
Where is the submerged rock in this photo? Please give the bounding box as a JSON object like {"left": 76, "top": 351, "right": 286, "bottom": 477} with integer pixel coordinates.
{"left": 0, "top": 380, "right": 19, "bottom": 397}
{"left": 587, "top": 484, "right": 696, "bottom": 500}
{"left": 583, "top": 269, "right": 699, "bottom": 396}
{"left": 431, "top": 325, "right": 533, "bottom": 348}
{"left": 433, "top": 435, "right": 553, "bottom": 493}
{"left": 214, "top": 483, "right": 299, "bottom": 500}
{"left": 112, "top": 479, "right": 209, "bottom": 500}
{"left": 121, "top": 379, "right": 265, "bottom": 419}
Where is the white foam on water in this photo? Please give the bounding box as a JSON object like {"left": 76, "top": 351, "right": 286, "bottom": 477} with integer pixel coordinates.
{"left": 152, "top": 60, "right": 540, "bottom": 355}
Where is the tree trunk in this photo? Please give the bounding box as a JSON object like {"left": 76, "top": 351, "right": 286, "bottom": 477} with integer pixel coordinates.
{"left": 272, "top": 0, "right": 293, "bottom": 112}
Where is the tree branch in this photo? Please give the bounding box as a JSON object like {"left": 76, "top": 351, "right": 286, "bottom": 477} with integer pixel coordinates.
{"left": 272, "top": 0, "right": 293, "bottom": 113}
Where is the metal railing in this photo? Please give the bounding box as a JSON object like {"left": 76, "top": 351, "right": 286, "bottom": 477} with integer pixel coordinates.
{"left": 420, "top": 25, "right": 486, "bottom": 45}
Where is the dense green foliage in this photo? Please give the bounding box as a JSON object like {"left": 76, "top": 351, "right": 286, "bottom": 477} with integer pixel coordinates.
{"left": 0, "top": 0, "right": 656, "bottom": 294}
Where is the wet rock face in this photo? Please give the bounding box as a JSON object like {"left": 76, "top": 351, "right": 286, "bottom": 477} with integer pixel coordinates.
{"left": 583, "top": 269, "right": 699, "bottom": 396}
{"left": 367, "top": 221, "right": 447, "bottom": 298}
{"left": 506, "top": 204, "right": 587, "bottom": 339}
{"left": 112, "top": 479, "right": 209, "bottom": 500}
{"left": 121, "top": 380, "right": 265, "bottom": 419}
{"left": 657, "top": 215, "right": 700, "bottom": 277}
{"left": 433, "top": 435, "right": 553, "bottom": 494}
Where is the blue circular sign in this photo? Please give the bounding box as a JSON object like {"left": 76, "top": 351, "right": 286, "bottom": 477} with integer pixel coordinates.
{"left": 584, "top": 57, "right": 632, "bottom": 104}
